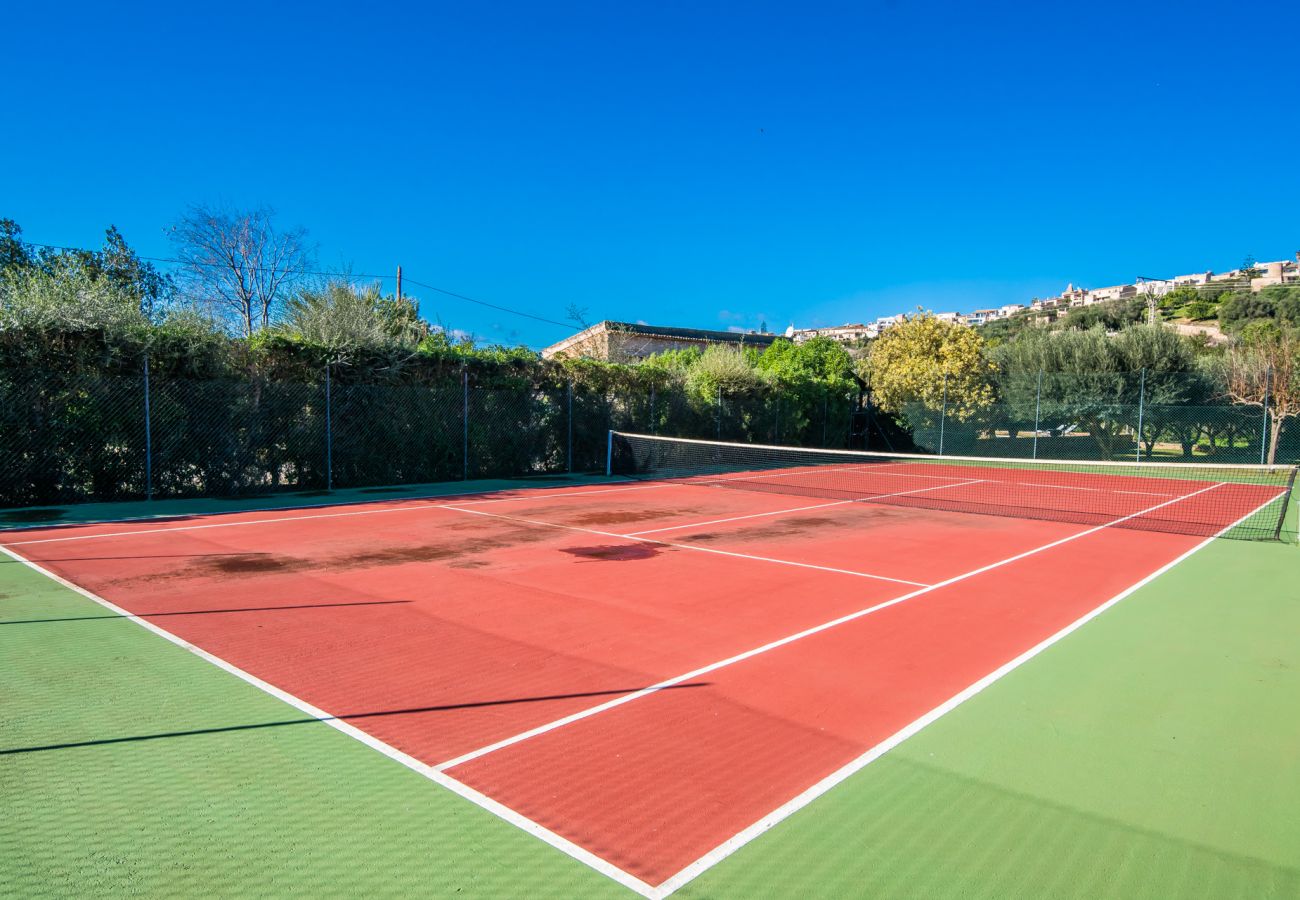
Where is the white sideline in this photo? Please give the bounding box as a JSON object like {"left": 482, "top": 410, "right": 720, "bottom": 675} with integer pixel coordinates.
{"left": 625, "top": 478, "right": 986, "bottom": 537}
{"left": 433, "top": 481, "right": 1223, "bottom": 772}
{"left": 0, "top": 543, "right": 660, "bottom": 899}
{"left": 1, "top": 481, "right": 671, "bottom": 547}
{"left": 650, "top": 486, "right": 1288, "bottom": 897}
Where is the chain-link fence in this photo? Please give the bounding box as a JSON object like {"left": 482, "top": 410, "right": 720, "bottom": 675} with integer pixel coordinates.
{"left": 901, "top": 371, "right": 1296, "bottom": 465}
{"left": 1, "top": 365, "right": 1294, "bottom": 508}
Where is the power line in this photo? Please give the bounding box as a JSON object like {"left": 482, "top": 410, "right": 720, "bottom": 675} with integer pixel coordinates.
{"left": 400, "top": 276, "right": 574, "bottom": 329}
{"left": 17, "top": 239, "right": 579, "bottom": 333}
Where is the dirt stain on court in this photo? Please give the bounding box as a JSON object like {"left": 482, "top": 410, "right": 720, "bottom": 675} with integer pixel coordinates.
{"left": 120, "top": 525, "right": 557, "bottom": 585}
{"left": 208, "top": 553, "right": 303, "bottom": 574}
{"left": 681, "top": 515, "right": 847, "bottom": 543}
{"left": 565, "top": 508, "right": 700, "bottom": 526}
{"left": 561, "top": 543, "right": 666, "bottom": 562}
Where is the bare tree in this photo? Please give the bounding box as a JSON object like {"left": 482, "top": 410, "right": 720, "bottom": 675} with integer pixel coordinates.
{"left": 169, "top": 204, "right": 313, "bottom": 336}
{"left": 1224, "top": 328, "right": 1299, "bottom": 465}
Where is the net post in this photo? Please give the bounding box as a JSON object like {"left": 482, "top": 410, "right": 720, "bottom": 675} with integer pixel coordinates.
{"left": 1135, "top": 368, "right": 1146, "bottom": 463}
{"left": 938, "top": 373, "right": 947, "bottom": 456}
{"left": 605, "top": 430, "right": 614, "bottom": 476}
{"left": 324, "top": 362, "right": 333, "bottom": 491}
{"left": 1272, "top": 466, "right": 1298, "bottom": 542}
{"left": 461, "top": 365, "right": 469, "bottom": 481}
{"left": 143, "top": 354, "right": 153, "bottom": 501}
{"left": 1260, "top": 366, "right": 1272, "bottom": 465}
{"left": 1032, "top": 370, "right": 1042, "bottom": 460}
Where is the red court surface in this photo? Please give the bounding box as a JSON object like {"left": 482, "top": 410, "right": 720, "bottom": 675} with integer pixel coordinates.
{"left": 1, "top": 469, "right": 1287, "bottom": 894}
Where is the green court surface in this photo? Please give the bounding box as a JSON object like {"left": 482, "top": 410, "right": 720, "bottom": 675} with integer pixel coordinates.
{"left": 2, "top": 482, "right": 1297, "bottom": 898}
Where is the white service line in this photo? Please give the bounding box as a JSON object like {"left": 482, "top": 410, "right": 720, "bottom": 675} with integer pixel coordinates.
{"left": 433, "top": 481, "right": 1224, "bottom": 773}
{"left": 652, "top": 484, "right": 1285, "bottom": 897}
{"left": 438, "top": 505, "right": 930, "bottom": 588}
{"left": 0, "top": 542, "right": 661, "bottom": 899}
{"left": 626, "top": 478, "right": 986, "bottom": 537}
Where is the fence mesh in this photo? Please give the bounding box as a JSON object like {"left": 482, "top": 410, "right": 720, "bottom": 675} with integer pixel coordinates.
{"left": 0, "top": 366, "right": 1295, "bottom": 511}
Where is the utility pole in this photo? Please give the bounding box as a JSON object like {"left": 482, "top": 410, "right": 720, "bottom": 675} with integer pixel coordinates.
{"left": 396, "top": 265, "right": 402, "bottom": 304}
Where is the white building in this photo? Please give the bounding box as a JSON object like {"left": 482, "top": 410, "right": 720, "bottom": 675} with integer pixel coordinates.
{"left": 792, "top": 323, "right": 874, "bottom": 344}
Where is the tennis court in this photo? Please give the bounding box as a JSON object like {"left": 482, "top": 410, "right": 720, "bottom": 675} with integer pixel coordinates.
{"left": 2, "top": 434, "right": 1297, "bottom": 897}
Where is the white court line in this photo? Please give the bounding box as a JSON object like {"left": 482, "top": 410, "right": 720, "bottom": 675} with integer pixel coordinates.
{"left": 438, "top": 505, "right": 930, "bottom": 588}
{"left": 652, "top": 485, "right": 1287, "bottom": 897}
{"left": 626, "top": 478, "right": 986, "bottom": 537}
{"left": 0, "top": 543, "right": 660, "bottom": 899}
{"left": 433, "top": 481, "right": 1224, "bottom": 772}
{"left": 0, "top": 481, "right": 673, "bottom": 547}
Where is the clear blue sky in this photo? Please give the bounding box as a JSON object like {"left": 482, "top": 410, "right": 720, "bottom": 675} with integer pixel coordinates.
{"left": 4, "top": 1, "right": 1296, "bottom": 349}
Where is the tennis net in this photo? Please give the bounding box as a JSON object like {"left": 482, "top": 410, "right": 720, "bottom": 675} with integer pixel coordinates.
{"left": 607, "top": 432, "right": 1298, "bottom": 541}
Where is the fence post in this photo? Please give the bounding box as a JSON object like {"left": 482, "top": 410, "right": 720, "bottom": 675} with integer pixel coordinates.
{"left": 1032, "top": 370, "right": 1042, "bottom": 460}
{"left": 462, "top": 366, "right": 469, "bottom": 480}
{"left": 774, "top": 394, "right": 780, "bottom": 444}
{"left": 1135, "top": 368, "right": 1146, "bottom": 463}
{"left": 650, "top": 383, "right": 656, "bottom": 435}
{"left": 1260, "top": 366, "right": 1272, "bottom": 465}
{"left": 143, "top": 355, "right": 153, "bottom": 500}
{"left": 566, "top": 380, "right": 574, "bottom": 473}
{"left": 324, "top": 363, "right": 333, "bottom": 490}
{"left": 822, "top": 390, "right": 829, "bottom": 448}
{"left": 938, "top": 373, "right": 948, "bottom": 455}
{"left": 716, "top": 385, "right": 722, "bottom": 440}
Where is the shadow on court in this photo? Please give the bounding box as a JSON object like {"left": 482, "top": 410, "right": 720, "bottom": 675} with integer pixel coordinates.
{"left": 0, "top": 598, "right": 414, "bottom": 626}
{"left": 0, "top": 683, "right": 712, "bottom": 756}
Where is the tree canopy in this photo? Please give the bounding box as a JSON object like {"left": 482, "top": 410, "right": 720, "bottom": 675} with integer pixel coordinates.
{"left": 864, "top": 314, "right": 995, "bottom": 421}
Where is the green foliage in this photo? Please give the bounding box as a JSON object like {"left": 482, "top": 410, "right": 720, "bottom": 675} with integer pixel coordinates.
{"left": 686, "top": 345, "right": 764, "bottom": 399}
{"left": 1218, "top": 292, "right": 1277, "bottom": 329}
{"left": 755, "top": 337, "right": 855, "bottom": 389}
{"left": 866, "top": 314, "right": 995, "bottom": 421}
{"left": 977, "top": 313, "right": 1034, "bottom": 345}
{"left": 1158, "top": 286, "right": 1201, "bottom": 312}
{"left": 282, "top": 280, "right": 428, "bottom": 357}
{"left": 641, "top": 346, "right": 703, "bottom": 380}
{"left": 1058, "top": 298, "right": 1145, "bottom": 331}
{"left": 992, "top": 325, "right": 1212, "bottom": 458}
{"left": 0, "top": 219, "right": 31, "bottom": 272}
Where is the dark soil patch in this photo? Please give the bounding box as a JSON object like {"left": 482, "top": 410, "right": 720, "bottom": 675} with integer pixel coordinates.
{"left": 562, "top": 543, "right": 665, "bottom": 562}
{"left": 208, "top": 553, "right": 299, "bottom": 574}
{"left": 680, "top": 515, "right": 848, "bottom": 543}
{"left": 567, "top": 508, "right": 694, "bottom": 526}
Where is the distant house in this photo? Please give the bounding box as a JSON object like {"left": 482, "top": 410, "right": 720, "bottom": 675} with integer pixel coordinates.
{"left": 791, "top": 323, "right": 874, "bottom": 343}
{"left": 541, "top": 320, "right": 779, "bottom": 362}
